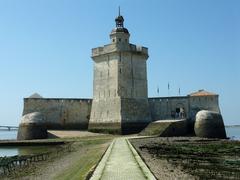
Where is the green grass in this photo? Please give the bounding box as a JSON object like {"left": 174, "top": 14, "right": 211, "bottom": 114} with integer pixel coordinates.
{"left": 53, "top": 136, "right": 114, "bottom": 180}
{"left": 2, "top": 135, "right": 116, "bottom": 180}
{"left": 140, "top": 123, "right": 170, "bottom": 136}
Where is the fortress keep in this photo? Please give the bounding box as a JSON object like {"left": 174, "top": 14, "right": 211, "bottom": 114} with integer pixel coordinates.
{"left": 20, "top": 13, "right": 221, "bottom": 135}
{"left": 88, "top": 12, "right": 151, "bottom": 134}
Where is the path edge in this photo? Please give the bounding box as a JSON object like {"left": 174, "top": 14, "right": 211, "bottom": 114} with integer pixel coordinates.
{"left": 89, "top": 140, "right": 115, "bottom": 180}
{"left": 126, "top": 139, "right": 157, "bottom": 180}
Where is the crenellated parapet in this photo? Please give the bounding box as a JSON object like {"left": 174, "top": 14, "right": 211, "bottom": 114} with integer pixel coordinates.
{"left": 92, "top": 44, "right": 148, "bottom": 58}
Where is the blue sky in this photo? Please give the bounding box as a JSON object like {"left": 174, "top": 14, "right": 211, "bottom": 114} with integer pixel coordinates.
{"left": 0, "top": 0, "right": 239, "bottom": 126}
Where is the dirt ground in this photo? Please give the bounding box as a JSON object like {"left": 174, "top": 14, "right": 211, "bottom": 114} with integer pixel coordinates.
{"left": 2, "top": 134, "right": 114, "bottom": 180}
{"left": 131, "top": 137, "right": 240, "bottom": 180}
{"left": 3, "top": 133, "right": 240, "bottom": 180}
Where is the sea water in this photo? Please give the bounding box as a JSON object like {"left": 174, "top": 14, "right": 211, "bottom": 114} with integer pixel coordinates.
{"left": 1, "top": 127, "right": 239, "bottom": 140}
{"left": 0, "top": 130, "right": 59, "bottom": 157}
{"left": 0, "top": 127, "right": 239, "bottom": 157}
{"left": 225, "top": 126, "right": 240, "bottom": 140}
{"left": 0, "top": 130, "right": 17, "bottom": 140}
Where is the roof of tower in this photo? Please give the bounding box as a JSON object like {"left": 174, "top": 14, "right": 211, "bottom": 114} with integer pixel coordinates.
{"left": 188, "top": 89, "right": 218, "bottom": 97}
{"left": 115, "top": 15, "right": 124, "bottom": 24}
{"left": 112, "top": 7, "right": 129, "bottom": 34}
{"left": 28, "top": 93, "right": 43, "bottom": 98}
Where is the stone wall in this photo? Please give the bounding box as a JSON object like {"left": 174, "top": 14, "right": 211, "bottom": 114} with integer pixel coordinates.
{"left": 23, "top": 98, "right": 92, "bottom": 130}
{"left": 119, "top": 52, "right": 148, "bottom": 99}
{"left": 89, "top": 31, "right": 151, "bottom": 134}
{"left": 148, "top": 96, "right": 189, "bottom": 121}
{"left": 89, "top": 50, "right": 122, "bottom": 134}
{"left": 149, "top": 95, "right": 221, "bottom": 122}
{"left": 121, "top": 98, "right": 151, "bottom": 134}
{"left": 92, "top": 53, "right": 119, "bottom": 100}
{"left": 89, "top": 98, "right": 122, "bottom": 134}
{"left": 189, "top": 95, "right": 220, "bottom": 119}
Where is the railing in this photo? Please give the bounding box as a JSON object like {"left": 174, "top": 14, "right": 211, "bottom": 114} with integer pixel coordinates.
{"left": 0, "top": 126, "right": 18, "bottom": 131}
{"left": 0, "top": 142, "right": 73, "bottom": 176}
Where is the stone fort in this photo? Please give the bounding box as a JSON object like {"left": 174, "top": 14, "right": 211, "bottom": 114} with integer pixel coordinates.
{"left": 21, "top": 13, "right": 221, "bottom": 134}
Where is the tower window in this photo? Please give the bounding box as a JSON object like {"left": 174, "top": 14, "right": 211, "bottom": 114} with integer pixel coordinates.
{"left": 119, "top": 68, "right": 122, "bottom": 74}
{"left": 125, "top": 39, "right": 127, "bottom": 42}
{"left": 119, "top": 38, "right": 121, "bottom": 42}
{"left": 113, "top": 39, "right": 115, "bottom": 42}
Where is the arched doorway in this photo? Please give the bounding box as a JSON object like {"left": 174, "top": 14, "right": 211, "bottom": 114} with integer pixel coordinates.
{"left": 175, "top": 103, "right": 185, "bottom": 119}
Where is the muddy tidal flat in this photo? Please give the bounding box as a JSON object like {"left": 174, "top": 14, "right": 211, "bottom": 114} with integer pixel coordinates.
{"left": 130, "top": 137, "right": 240, "bottom": 180}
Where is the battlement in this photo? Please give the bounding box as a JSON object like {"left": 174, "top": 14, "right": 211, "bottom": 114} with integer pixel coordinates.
{"left": 92, "top": 43, "right": 148, "bottom": 57}
{"left": 24, "top": 97, "right": 92, "bottom": 103}
{"left": 149, "top": 96, "right": 188, "bottom": 102}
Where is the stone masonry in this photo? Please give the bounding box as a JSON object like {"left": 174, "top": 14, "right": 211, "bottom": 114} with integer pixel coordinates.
{"left": 88, "top": 13, "right": 151, "bottom": 134}
{"left": 20, "top": 13, "right": 222, "bottom": 135}
{"left": 23, "top": 98, "right": 92, "bottom": 130}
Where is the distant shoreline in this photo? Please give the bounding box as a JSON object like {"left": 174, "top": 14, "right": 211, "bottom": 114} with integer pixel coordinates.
{"left": 225, "top": 125, "right": 240, "bottom": 128}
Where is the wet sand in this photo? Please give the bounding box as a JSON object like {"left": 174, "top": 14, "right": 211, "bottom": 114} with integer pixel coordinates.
{"left": 131, "top": 137, "right": 240, "bottom": 180}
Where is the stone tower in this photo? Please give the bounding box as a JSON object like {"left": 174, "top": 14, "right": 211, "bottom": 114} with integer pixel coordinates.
{"left": 88, "top": 11, "right": 151, "bottom": 134}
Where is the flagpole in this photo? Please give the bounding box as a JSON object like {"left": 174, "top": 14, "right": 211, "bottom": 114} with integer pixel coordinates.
{"left": 168, "top": 82, "right": 170, "bottom": 97}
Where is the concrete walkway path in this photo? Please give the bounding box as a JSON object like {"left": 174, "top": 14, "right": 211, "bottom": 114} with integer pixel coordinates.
{"left": 90, "top": 138, "right": 156, "bottom": 180}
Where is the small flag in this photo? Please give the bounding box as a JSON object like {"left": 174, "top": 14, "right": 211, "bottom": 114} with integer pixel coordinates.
{"left": 157, "top": 86, "right": 159, "bottom": 95}
{"left": 179, "top": 88, "right": 181, "bottom": 95}
{"left": 168, "top": 83, "right": 170, "bottom": 90}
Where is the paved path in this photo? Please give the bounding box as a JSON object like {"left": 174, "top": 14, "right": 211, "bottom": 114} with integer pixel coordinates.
{"left": 90, "top": 138, "right": 156, "bottom": 180}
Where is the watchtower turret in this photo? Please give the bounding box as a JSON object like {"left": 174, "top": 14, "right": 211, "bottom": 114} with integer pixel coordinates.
{"left": 110, "top": 7, "right": 130, "bottom": 44}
